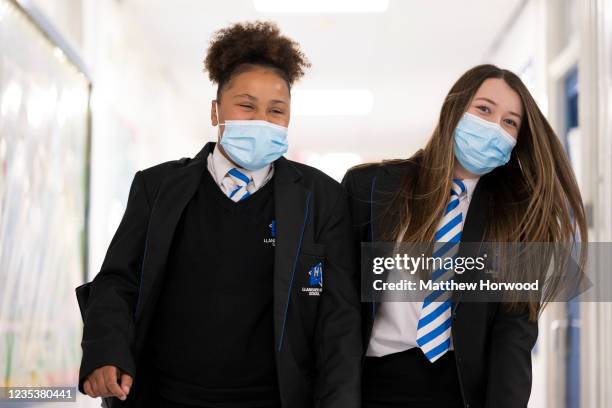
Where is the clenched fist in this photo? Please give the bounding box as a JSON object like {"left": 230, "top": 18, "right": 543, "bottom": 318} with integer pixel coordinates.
{"left": 83, "top": 365, "right": 133, "bottom": 400}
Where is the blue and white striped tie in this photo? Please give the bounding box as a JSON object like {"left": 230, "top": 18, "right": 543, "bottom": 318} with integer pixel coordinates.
{"left": 416, "top": 178, "right": 466, "bottom": 362}
{"left": 226, "top": 168, "right": 252, "bottom": 202}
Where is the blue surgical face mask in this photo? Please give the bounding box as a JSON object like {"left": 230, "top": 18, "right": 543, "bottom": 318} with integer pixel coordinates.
{"left": 453, "top": 112, "right": 517, "bottom": 175}
{"left": 215, "top": 102, "right": 289, "bottom": 171}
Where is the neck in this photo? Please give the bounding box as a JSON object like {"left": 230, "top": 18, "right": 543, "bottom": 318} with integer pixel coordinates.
{"left": 453, "top": 161, "right": 479, "bottom": 180}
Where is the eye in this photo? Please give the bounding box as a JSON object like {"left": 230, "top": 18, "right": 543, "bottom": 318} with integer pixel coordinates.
{"left": 476, "top": 105, "right": 491, "bottom": 114}
{"left": 238, "top": 104, "right": 254, "bottom": 110}
{"left": 504, "top": 118, "right": 518, "bottom": 128}
{"left": 271, "top": 108, "right": 284, "bottom": 114}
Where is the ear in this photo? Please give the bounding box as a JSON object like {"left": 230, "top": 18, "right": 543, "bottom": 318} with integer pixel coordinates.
{"left": 211, "top": 99, "right": 219, "bottom": 126}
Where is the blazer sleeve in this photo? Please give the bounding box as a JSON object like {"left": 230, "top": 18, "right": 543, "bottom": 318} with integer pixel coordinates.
{"left": 484, "top": 305, "right": 538, "bottom": 408}
{"left": 78, "top": 170, "right": 151, "bottom": 394}
{"left": 341, "top": 168, "right": 372, "bottom": 246}
{"left": 316, "top": 188, "right": 362, "bottom": 408}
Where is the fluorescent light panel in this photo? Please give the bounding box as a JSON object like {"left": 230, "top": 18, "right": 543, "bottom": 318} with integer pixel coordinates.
{"left": 253, "top": 0, "right": 389, "bottom": 13}
{"left": 292, "top": 89, "right": 373, "bottom": 116}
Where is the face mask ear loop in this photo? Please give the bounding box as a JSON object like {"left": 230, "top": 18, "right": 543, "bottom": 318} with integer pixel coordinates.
{"left": 215, "top": 100, "right": 225, "bottom": 142}
{"left": 215, "top": 100, "right": 226, "bottom": 127}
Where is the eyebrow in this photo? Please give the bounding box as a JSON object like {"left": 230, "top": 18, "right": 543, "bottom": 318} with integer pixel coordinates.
{"left": 474, "top": 97, "right": 522, "bottom": 119}
{"left": 234, "top": 93, "right": 257, "bottom": 101}
{"left": 233, "top": 94, "right": 288, "bottom": 105}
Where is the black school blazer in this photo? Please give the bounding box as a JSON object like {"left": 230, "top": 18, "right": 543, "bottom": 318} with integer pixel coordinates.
{"left": 76, "top": 142, "right": 362, "bottom": 408}
{"left": 341, "top": 157, "right": 538, "bottom": 408}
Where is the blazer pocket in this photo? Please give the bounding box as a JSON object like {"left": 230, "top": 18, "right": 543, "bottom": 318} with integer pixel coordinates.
{"left": 297, "top": 243, "right": 326, "bottom": 291}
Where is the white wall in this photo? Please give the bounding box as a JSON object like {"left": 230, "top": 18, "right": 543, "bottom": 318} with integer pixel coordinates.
{"left": 80, "top": 0, "right": 206, "bottom": 280}
{"left": 579, "top": 0, "right": 612, "bottom": 406}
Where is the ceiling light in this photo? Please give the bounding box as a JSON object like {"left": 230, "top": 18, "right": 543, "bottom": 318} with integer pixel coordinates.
{"left": 253, "top": 0, "right": 389, "bottom": 13}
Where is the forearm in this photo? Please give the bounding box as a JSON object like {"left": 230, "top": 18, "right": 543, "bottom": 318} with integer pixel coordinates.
{"left": 78, "top": 171, "right": 151, "bottom": 393}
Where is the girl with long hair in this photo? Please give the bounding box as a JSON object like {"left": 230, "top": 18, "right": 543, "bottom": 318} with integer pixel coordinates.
{"left": 343, "top": 64, "right": 587, "bottom": 408}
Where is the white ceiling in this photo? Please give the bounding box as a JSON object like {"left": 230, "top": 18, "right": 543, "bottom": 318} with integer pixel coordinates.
{"left": 116, "top": 0, "right": 523, "bottom": 162}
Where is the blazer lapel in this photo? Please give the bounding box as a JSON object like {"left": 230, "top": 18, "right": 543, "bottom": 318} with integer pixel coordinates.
{"left": 370, "top": 164, "right": 405, "bottom": 243}
{"left": 272, "top": 157, "right": 310, "bottom": 352}
{"left": 134, "top": 142, "right": 212, "bottom": 321}
{"left": 452, "top": 179, "right": 489, "bottom": 310}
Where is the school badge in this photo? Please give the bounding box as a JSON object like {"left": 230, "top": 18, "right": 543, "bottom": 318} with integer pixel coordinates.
{"left": 302, "top": 262, "right": 323, "bottom": 296}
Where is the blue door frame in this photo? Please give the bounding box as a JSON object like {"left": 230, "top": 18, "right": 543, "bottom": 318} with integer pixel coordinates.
{"left": 564, "top": 67, "right": 580, "bottom": 408}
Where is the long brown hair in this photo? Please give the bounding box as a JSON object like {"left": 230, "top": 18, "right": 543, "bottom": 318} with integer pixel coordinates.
{"left": 381, "top": 64, "right": 588, "bottom": 320}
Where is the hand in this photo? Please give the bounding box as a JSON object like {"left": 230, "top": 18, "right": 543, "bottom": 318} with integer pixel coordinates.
{"left": 83, "top": 365, "right": 132, "bottom": 400}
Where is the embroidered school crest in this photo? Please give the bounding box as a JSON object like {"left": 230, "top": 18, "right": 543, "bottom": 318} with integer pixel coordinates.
{"left": 264, "top": 219, "right": 276, "bottom": 246}
{"left": 302, "top": 262, "right": 323, "bottom": 296}
{"left": 308, "top": 262, "right": 323, "bottom": 286}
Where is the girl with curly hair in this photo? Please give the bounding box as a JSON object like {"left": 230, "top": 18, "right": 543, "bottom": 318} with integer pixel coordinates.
{"left": 77, "top": 21, "right": 362, "bottom": 408}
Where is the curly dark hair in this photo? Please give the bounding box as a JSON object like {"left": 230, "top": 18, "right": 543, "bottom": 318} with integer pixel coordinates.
{"left": 204, "top": 21, "right": 310, "bottom": 98}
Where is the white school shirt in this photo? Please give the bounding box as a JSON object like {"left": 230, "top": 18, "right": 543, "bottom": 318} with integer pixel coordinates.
{"left": 366, "top": 177, "right": 480, "bottom": 357}
{"left": 206, "top": 145, "right": 274, "bottom": 196}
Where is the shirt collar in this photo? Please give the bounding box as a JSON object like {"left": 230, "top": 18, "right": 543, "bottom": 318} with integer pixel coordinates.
{"left": 460, "top": 177, "right": 480, "bottom": 201}
{"left": 211, "top": 144, "right": 272, "bottom": 189}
